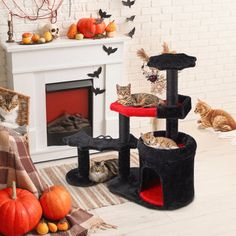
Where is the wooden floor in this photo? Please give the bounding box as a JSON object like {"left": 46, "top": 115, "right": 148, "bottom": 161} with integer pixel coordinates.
{"left": 89, "top": 121, "right": 236, "bottom": 236}
{"left": 36, "top": 121, "right": 236, "bottom": 236}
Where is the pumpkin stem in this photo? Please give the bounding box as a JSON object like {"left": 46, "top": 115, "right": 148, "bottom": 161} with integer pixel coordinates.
{"left": 45, "top": 184, "right": 51, "bottom": 192}
{"left": 12, "top": 181, "right": 17, "bottom": 200}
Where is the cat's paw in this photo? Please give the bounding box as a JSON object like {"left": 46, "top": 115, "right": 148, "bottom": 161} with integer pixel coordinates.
{"left": 197, "top": 124, "right": 206, "bottom": 129}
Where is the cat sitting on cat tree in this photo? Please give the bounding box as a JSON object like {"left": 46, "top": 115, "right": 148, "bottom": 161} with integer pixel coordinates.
{"left": 195, "top": 99, "right": 236, "bottom": 132}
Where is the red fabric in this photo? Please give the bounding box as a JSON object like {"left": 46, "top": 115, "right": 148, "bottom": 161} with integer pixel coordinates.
{"left": 110, "top": 101, "right": 157, "bottom": 117}
{"left": 139, "top": 179, "right": 164, "bottom": 206}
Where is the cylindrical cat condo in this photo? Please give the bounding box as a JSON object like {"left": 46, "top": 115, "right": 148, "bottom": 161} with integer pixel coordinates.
{"left": 138, "top": 131, "right": 197, "bottom": 209}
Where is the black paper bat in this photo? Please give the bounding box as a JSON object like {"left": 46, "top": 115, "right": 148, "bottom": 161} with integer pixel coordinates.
{"left": 92, "top": 87, "right": 105, "bottom": 96}
{"left": 126, "top": 15, "right": 136, "bottom": 22}
{"left": 98, "top": 9, "right": 112, "bottom": 19}
{"left": 122, "top": 0, "right": 135, "bottom": 8}
{"left": 103, "top": 45, "right": 118, "bottom": 55}
{"left": 127, "top": 27, "right": 135, "bottom": 38}
{"left": 87, "top": 67, "right": 102, "bottom": 78}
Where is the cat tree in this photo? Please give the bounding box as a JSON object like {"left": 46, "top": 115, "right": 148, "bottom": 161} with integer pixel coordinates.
{"left": 65, "top": 53, "right": 197, "bottom": 210}
{"left": 108, "top": 53, "right": 197, "bottom": 209}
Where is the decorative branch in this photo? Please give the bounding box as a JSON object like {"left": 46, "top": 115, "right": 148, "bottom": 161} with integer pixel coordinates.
{"left": 2, "top": 0, "right": 63, "bottom": 22}
{"left": 137, "top": 48, "right": 149, "bottom": 62}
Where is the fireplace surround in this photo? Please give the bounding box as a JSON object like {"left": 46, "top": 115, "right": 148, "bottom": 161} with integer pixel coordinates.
{"left": 2, "top": 37, "right": 125, "bottom": 162}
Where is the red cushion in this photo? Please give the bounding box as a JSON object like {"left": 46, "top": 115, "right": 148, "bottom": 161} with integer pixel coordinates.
{"left": 139, "top": 179, "right": 164, "bottom": 206}
{"left": 110, "top": 101, "right": 157, "bottom": 117}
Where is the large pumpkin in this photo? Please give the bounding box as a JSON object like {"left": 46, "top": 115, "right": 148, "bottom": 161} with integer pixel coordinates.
{"left": 0, "top": 182, "right": 42, "bottom": 236}
{"left": 77, "top": 17, "right": 106, "bottom": 38}
{"left": 40, "top": 185, "right": 72, "bottom": 220}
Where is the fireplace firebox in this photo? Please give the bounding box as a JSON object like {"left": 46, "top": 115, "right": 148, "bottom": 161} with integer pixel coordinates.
{"left": 46, "top": 80, "right": 93, "bottom": 146}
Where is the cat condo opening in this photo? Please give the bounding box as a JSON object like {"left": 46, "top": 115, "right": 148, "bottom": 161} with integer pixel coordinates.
{"left": 139, "top": 167, "right": 164, "bottom": 206}
{"left": 46, "top": 80, "right": 93, "bottom": 146}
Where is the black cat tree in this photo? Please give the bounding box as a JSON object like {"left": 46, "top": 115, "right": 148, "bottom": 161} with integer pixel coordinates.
{"left": 64, "top": 53, "right": 197, "bottom": 210}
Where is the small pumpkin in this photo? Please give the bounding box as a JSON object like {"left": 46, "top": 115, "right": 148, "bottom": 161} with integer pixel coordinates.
{"left": 67, "top": 23, "right": 77, "bottom": 39}
{"left": 0, "top": 182, "right": 42, "bottom": 236}
{"left": 36, "top": 220, "right": 49, "bottom": 235}
{"left": 40, "top": 185, "right": 72, "bottom": 220}
{"left": 48, "top": 222, "right": 58, "bottom": 233}
{"left": 105, "top": 20, "right": 117, "bottom": 32}
{"left": 77, "top": 17, "right": 106, "bottom": 38}
{"left": 57, "top": 220, "right": 69, "bottom": 231}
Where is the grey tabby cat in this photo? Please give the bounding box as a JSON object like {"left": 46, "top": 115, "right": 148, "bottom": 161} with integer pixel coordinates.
{"left": 0, "top": 94, "right": 19, "bottom": 129}
{"left": 89, "top": 159, "right": 118, "bottom": 183}
{"left": 116, "top": 83, "right": 164, "bottom": 107}
{"left": 141, "top": 132, "right": 178, "bottom": 149}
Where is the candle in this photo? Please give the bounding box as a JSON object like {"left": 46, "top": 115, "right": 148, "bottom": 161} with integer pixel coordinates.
{"left": 8, "top": 13, "right": 12, "bottom": 21}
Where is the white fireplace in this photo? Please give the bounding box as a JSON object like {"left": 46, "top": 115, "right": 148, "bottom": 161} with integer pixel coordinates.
{"left": 2, "top": 37, "right": 125, "bottom": 162}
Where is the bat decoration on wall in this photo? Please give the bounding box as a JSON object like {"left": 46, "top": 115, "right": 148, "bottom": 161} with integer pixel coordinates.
{"left": 127, "top": 27, "right": 135, "bottom": 38}
{"left": 122, "top": 0, "right": 136, "bottom": 8}
{"left": 99, "top": 9, "right": 112, "bottom": 19}
{"left": 126, "top": 15, "right": 136, "bottom": 22}
{"left": 103, "top": 45, "right": 118, "bottom": 55}
{"left": 87, "top": 67, "right": 102, "bottom": 78}
{"left": 92, "top": 86, "right": 106, "bottom": 96}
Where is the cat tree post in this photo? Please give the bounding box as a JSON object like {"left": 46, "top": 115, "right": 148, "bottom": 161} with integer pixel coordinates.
{"left": 166, "top": 69, "right": 178, "bottom": 140}
{"left": 119, "top": 114, "right": 130, "bottom": 180}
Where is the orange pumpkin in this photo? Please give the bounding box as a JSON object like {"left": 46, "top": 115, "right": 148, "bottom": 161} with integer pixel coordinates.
{"left": 0, "top": 182, "right": 42, "bottom": 236}
{"left": 67, "top": 23, "right": 77, "bottom": 39}
{"left": 94, "top": 19, "right": 106, "bottom": 35}
{"left": 77, "top": 17, "right": 106, "bottom": 38}
{"left": 40, "top": 185, "right": 72, "bottom": 220}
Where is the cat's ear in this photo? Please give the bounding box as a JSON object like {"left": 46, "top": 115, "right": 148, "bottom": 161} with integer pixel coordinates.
{"left": 197, "top": 98, "right": 202, "bottom": 102}
{"left": 116, "top": 84, "right": 120, "bottom": 90}
{"left": 128, "top": 83, "right": 131, "bottom": 88}
{"left": 100, "top": 160, "right": 105, "bottom": 166}
{"left": 12, "top": 95, "right": 18, "bottom": 102}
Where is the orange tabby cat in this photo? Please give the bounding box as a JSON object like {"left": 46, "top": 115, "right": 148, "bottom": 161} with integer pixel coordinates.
{"left": 194, "top": 99, "right": 236, "bottom": 132}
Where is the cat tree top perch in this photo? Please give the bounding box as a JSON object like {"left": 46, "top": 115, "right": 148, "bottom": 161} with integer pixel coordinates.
{"left": 147, "top": 53, "right": 196, "bottom": 70}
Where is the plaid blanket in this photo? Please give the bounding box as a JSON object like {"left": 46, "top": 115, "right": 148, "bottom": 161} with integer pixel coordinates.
{"left": 0, "top": 126, "right": 115, "bottom": 236}
{"left": 0, "top": 126, "right": 44, "bottom": 197}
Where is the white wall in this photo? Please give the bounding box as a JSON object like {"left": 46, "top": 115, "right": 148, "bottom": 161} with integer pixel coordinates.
{"left": 0, "top": 0, "right": 236, "bottom": 132}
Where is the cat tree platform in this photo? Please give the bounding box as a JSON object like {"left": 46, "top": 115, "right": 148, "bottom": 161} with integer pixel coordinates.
{"left": 110, "top": 94, "right": 191, "bottom": 119}
{"left": 63, "top": 131, "right": 138, "bottom": 186}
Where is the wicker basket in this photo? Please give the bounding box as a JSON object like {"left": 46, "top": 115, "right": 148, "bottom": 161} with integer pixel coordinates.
{"left": 0, "top": 87, "right": 30, "bottom": 129}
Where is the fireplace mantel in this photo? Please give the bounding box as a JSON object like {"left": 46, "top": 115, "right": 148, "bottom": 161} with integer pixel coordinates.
{"left": 2, "top": 36, "right": 125, "bottom": 74}
{"left": 2, "top": 36, "right": 126, "bottom": 162}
